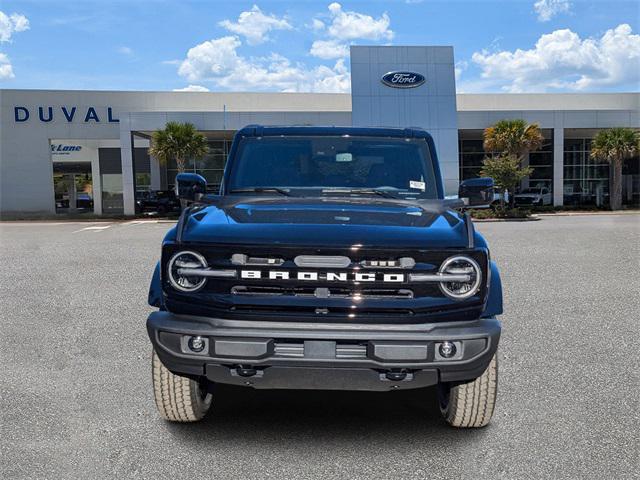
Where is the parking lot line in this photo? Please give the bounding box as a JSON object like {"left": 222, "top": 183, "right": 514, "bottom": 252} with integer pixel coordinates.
{"left": 72, "top": 225, "right": 112, "bottom": 233}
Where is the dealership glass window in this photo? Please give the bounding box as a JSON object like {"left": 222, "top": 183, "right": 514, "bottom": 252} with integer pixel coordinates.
{"left": 99, "top": 148, "right": 124, "bottom": 214}
{"left": 622, "top": 153, "right": 639, "bottom": 206}
{"left": 459, "top": 130, "right": 553, "bottom": 192}
{"left": 563, "top": 138, "right": 610, "bottom": 206}
{"left": 136, "top": 173, "right": 151, "bottom": 190}
{"left": 101, "top": 174, "right": 124, "bottom": 213}
{"left": 527, "top": 132, "right": 553, "bottom": 191}
{"left": 166, "top": 139, "right": 230, "bottom": 193}
{"left": 458, "top": 138, "right": 487, "bottom": 181}
{"left": 132, "top": 146, "right": 152, "bottom": 192}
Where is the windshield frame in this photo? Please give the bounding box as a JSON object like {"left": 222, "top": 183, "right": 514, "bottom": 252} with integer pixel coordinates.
{"left": 222, "top": 134, "right": 443, "bottom": 199}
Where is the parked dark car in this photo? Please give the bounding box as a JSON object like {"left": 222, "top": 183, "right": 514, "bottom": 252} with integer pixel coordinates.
{"left": 146, "top": 126, "right": 503, "bottom": 428}
{"left": 136, "top": 190, "right": 181, "bottom": 215}
{"left": 55, "top": 192, "right": 93, "bottom": 210}
{"left": 76, "top": 192, "right": 94, "bottom": 209}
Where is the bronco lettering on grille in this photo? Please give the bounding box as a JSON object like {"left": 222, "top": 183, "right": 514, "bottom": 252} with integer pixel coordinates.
{"left": 240, "top": 270, "right": 405, "bottom": 282}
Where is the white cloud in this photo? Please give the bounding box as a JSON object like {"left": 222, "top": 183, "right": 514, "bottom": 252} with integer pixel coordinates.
{"left": 533, "top": 0, "right": 571, "bottom": 22}
{"left": 0, "top": 52, "right": 14, "bottom": 79}
{"left": 0, "top": 11, "right": 28, "bottom": 79}
{"left": 0, "top": 11, "right": 29, "bottom": 43}
{"left": 310, "top": 18, "right": 325, "bottom": 31}
{"left": 471, "top": 24, "right": 640, "bottom": 92}
{"left": 219, "top": 5, "right": 292, "bottom": 45}
{"left": 118, "top": 46, "right": 133, "bottom": 55}
{"left": 324, "top": 3, "right": 393, "bottom": 42}
{"left": 454, "top": 60, "right": 468, "bottom": 81}
{"left": 178, "top": 36, "right": 243, "bottom": 82}
{"left": 177, "top": 4, "right": 395, "bottom": 92}
{"left": 177, "top": 35, "right": 350, "bottom": 93}
{"left": 308, "top": 3, "right": 393, "bottom": 60}
{"left": 309, "top": 39, "right": 349, "bottom": 60}
{"left": 173, "top": 85, "right": 210, "bottom": 92}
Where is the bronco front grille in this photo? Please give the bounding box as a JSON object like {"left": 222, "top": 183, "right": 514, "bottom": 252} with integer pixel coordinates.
{"left": 163, "top": 244, "right": 489, "bottom": 323}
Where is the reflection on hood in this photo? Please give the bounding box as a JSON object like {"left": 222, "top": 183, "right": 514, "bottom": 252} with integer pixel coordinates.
{"left": 181, "top": 196, "right": 471, "bottom": 249}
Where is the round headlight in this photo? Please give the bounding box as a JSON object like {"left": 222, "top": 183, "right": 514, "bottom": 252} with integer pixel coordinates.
{"left": 438, "top": 255, "right": 481, "bottom": 300}
{"left": 168, "top": 250, "right": 207, "bottom": 292}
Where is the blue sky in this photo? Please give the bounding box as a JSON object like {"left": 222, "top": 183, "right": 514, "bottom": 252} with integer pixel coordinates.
{"left": 0, "top": 0, "right": 638, "bottom": 93}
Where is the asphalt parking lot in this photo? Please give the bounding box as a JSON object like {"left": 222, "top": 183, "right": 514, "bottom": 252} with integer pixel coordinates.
{"left": 1, "top": 214, "right": 638, "bottom": 479}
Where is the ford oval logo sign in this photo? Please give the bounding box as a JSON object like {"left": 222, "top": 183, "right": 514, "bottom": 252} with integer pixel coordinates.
{"left": 381, "top": 71, "right": 426, "bottom": 89}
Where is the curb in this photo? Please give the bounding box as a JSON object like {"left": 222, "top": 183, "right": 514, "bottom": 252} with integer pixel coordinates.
{"left": 472, "top": 217, "right": 541, "bottom": 222}
{"left": 535, "top": 211, "right": 640, "bottom": 217}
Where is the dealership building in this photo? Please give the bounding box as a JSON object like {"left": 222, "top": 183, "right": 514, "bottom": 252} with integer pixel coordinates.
{"left": 1, "top": 45, "right": 638, "bottom": 216}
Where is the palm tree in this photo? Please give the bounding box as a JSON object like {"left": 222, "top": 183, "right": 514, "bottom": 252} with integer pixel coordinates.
{"left": 482, "top": 119, "right": 544, "bottom": 207}
{"left": 483, "top": 119, "right": 544, "bottom": 160}
{"left": 148, "top": 121, "right": 209, "bottom": 175}
{"left": 590, "top": 128, "right": 640, "bottom": 210}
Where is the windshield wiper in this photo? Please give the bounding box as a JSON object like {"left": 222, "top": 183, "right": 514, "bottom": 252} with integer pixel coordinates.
{"left": 321, "top": 188, "right": 398, "bottom": 199}
{"left": 229, "top": 187, "right": 291, "bottom": 196}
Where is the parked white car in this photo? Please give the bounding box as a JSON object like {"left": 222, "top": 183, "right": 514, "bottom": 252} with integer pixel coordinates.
{"left": 514, "top": 187, "right": 552, "bottom": 206}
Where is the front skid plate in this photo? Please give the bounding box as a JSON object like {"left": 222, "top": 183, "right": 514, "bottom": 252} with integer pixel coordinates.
{"left": 206, "top": 364, "right": 439, "bottom": 391}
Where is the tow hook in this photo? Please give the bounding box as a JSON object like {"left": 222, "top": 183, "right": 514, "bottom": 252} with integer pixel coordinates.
{"left": 385, "top": 369, "right": 409, "bottom": 381}
{"left": 236, "top": 365, "right": 258, "bottom": 377}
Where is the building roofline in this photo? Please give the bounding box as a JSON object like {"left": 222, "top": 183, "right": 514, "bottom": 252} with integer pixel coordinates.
{"left": 456, "top": 92, "right": 639, "bottom": 111}
{"left": 2, "top": 89, "right": 637, "bottom": 112}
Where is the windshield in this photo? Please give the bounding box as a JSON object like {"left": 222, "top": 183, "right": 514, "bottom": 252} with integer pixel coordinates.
{"left": 226, "top": 135, "right": 439, "bottom": 198}
{"left": 520, "top": 188, "right": 540, "bottom": 194}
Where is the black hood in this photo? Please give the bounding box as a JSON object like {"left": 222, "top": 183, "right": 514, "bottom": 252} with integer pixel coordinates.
{"left": 177, "top": 196, "right": 473, "bottom": 249}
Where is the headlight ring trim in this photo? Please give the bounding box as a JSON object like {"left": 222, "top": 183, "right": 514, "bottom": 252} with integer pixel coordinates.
{"left": 438, "top": 255, "right": 482, "bottom": 301}
{"left": 168, "top": 250, "right": 208, "bottom": 292}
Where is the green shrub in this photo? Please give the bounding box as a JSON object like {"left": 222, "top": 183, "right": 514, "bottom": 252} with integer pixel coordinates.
{"left": 469, "top": 207, "right": 531, "bottom": 219}
{"left": 468, "top": 209, "right": 496, "bottom": 219}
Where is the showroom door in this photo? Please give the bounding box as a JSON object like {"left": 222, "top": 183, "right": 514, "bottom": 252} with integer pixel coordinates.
{"left": 52, "top": 161, "right": 94, "bottom": 213}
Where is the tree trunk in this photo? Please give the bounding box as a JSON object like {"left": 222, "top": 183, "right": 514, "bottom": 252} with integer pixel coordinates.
{"left": 176, "top": 157, "right": 185, "bottom": 174}
{"left": 176, "top": 157, "right": 187, "bottom": 210}
{"left": 508, "top": 188, "right": 515, "bottom": 209}
{"left": 610, "top": 159, "right": 623, "bottom": 210}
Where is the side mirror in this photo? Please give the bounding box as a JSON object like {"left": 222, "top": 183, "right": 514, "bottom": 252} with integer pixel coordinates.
{"left": 458, "top": 177, "right": 495, "bottom": 208}
{"left": 175, "top": 173, "right": 207, "bottom": 203}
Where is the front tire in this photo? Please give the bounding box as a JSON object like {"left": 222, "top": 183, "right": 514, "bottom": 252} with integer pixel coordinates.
{"left": 152, "top": 350, "right": 212, "bottom": 422}
{"left": 438, "top": 353, "right": 498, "bottom": 428}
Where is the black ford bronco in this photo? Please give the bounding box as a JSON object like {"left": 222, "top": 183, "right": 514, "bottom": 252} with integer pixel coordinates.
{"left": 147, "top": 125, "right": 502, "bottom": 427}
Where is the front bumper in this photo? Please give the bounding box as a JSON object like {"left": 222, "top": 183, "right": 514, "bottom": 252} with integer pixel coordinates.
{"left": 147, "top": 311, "right": 501, "bottom": 391}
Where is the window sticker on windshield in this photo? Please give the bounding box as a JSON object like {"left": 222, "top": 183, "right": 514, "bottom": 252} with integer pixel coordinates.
{"left": 336, "top": 153, "right": 353, "bottom": 162}
{"left": 410, "top": 180, "right": 426, "bottom": 191}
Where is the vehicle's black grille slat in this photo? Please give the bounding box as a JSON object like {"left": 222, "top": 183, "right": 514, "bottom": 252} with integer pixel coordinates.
{"left": 231, "top": 305, "right": 414, "bottom": 316}
{"left": 231, "top": 285, "right": 413, "bottom": 299}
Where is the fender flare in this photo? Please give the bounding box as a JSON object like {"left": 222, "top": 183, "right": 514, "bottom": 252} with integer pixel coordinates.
{"left": 482, "top": 260, "right": 503, "bottom": 317}
{"left": 148, "top": 262, "right": 164, "bottom": 309}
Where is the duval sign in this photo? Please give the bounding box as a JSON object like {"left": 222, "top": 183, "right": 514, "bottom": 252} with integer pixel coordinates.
{"left": 14, "top": 106, "right": 119, "bottom": 123}
{"left": 381, "top": 71, "right": 426, "bottom": 89}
